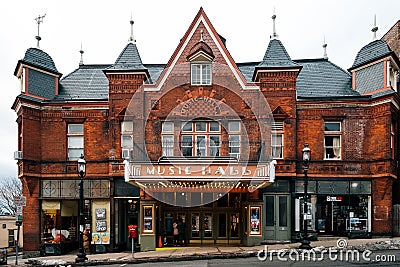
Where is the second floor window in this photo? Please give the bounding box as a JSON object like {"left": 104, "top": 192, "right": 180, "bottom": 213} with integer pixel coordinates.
{"left": 181, "top": 121, "right": 220, "bottom": 157}
{"left": 67, "top": 124, "right": 84, "bottom": 160}
{"left": 271, "top": 121, "right": 284, "bottom": 159}
{"left": 228, "top": 121, "right": 241, "bottom": 159}
{"left": 191, "top": 63, "right": 211, "bottom": 85}
{"left": 162, "top": 122, "right": 174, "bottom": 156}
{"left": 324, "top": 122, "right": 341, "bottom": 160}
{"left": 121, "top": 121, "right": 133, "bottom": 159}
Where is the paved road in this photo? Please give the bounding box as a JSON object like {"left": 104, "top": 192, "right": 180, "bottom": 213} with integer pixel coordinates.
{"left": 103, "top": 250, "right": 400, "bottom": 267}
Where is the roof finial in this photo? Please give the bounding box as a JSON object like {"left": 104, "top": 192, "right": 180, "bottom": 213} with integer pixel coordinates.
{"left": 271, "top": 8, "right": 278, "bottom": 40}
{"left": 79, "top": 43, "right": 84, "bottom": 66}
{"left": 372, "top": 14, "right": 378, "bottom": 41}
{"left": 323, "top": 36, "right": 328, "bottom": 59}
{"left": 200, "top": 29, "right": 204, "bottom": 42}
{"left": 129, "top": 14, "right": 136, "bottom": 43}
{"left": 34, "top": 14, "right": 46, "bottom": 48}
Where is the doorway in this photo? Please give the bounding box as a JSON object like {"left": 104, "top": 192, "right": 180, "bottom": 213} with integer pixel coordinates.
{"left": 264, "top": 194, "right": 291, "bottom": 241}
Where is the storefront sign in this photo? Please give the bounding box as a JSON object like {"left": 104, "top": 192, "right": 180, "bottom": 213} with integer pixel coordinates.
{"left": 326, "top": 196, "right": 343, "bottom": 202}
{"left": 126, "top": 162, "right": 275, "bottom": 182}
{"left": 95, "top": 208, "right": 106, "bottom": 220}
{"left": 96, "top": 221, "right": 107, "bottom": 232}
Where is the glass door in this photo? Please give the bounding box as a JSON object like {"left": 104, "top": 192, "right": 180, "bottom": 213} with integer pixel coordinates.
{"left": 264, "top": 194, "right": 291, "bottom": 241}
{"left": 190, "top": 212, "right": 214, "bottom": 243}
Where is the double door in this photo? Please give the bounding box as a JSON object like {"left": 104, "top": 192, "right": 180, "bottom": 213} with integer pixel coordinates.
{"left": 264, "top": 194, "right": 291, "bottom": 241}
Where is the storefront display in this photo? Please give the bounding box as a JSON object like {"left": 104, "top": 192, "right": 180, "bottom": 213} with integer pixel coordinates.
{"left": 295, "top": 180, "right": 371, "bottom": 236}
{"left": 142, "top": 205, "right": 154, "bottom": 234}
{"left": 249, "top": 206, "right": 261, "bottom": 235}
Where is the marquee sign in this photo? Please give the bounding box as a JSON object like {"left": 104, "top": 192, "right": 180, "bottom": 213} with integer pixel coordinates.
{"left": 124, "top": 160, "right": 276, "bottom": 182}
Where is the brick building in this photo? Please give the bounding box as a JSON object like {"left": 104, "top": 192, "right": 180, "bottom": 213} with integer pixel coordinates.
{"left": 12, "top": 8, "right": 400, "bottom": 255}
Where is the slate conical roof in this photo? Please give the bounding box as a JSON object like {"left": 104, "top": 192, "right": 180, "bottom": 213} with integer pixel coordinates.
{"left": 106, "top": 42, "right": 147, "bottom": 71}
{"left": 21, "top": 47, "right": 59, "bottom": 73}
{"left": 350, "top": 39, "right": 391, "bottom": 70}
{"left": 258, "top": 39, "right": 299, "bottom": 68}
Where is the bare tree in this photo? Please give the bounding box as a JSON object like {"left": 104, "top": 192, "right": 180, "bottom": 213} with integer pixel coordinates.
{"left": 0, "top": 177, "right": 22, "bottom": 215}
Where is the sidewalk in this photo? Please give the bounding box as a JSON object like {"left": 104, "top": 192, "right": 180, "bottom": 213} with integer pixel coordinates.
{"left": 11, "top": 236, "right": 400, "bottom": 266}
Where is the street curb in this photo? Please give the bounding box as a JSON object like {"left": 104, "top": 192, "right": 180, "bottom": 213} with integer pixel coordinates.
{"left": 25, "top": 251, "right": 257, "bottom": 266}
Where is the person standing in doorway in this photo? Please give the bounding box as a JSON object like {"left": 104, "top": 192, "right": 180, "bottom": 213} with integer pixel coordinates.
{"left": 173, "top": 219, "right": 179, "bottom": 246}
{"left": 177, "top": 217, "right": 186, "bottom": 246}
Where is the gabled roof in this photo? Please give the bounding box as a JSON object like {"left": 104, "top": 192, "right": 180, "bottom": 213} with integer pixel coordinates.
{"left": 106, "top": 42, "right": 147, "bottom": 71}
{"left": 350, "top": 39, "right": 391, "bottom": 70}
{"left": 15, "top": 47, "right": 60, "bottom": 75}
{"left": 258, "top": 39, "right": 299, "bottom": 68}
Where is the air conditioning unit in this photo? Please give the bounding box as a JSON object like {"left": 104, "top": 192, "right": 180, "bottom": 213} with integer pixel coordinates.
{"left": 14, "top": 151, "right": 22, "bottom": 160}
{"left": 122, "top": 149, "right": 131, "bottom": 160}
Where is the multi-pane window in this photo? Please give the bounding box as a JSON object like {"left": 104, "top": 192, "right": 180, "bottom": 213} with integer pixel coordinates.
{"left": 181, "top": 121, "right": 220, "bottom": 157}
{"left": 121, "top": 121, "right": 133, "bottom": 159}
{"left": 271, "top": 121, "right": 284, "bottom": 159}
{"left": 67, "top": 124, "right": 84, "bottom": 160}
{"left": 228, "top": 121, "right": 241, "bottom": 159}
{"left": 324, "top": 122, "right": 341, "bottom": 160}
{"left": 162, "top": 122, "right": 174, "bottom": 156}
{"left": 191, "top": 64, "right": 211, "bottom": 85}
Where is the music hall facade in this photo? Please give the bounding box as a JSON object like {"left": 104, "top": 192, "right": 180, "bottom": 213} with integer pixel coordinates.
{"left": 12, "top": 8, "right": 400, "bottom": 255}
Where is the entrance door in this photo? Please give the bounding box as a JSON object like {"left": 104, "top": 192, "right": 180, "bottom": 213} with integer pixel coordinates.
{"left": 264, "top": 194, "right": 290, "bottom": 241}
{"left": 190, "top": 212, "right": 214, "bottom": 244}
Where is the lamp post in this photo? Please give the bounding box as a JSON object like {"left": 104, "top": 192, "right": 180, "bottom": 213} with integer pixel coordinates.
{"left": 300, "top": 144, "right": 312, "bottom": 249}
{"left": 76, "top": 154, "right": 87, "bottom": 263}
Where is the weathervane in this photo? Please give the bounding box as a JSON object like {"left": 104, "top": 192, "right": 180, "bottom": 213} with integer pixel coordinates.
{"left": 271, "top": 8, "right": 278, "bottom": 40}
{"left": 129, "top": 14, "right": 136, "bottom": 43}
{"left": 323, "top": 36, "right": 328, "bottom": 59}
{"left": 371, "top": 15, "right": 378, "bottom": 41}
{"left": 35, "top": 14, "right": 46, "bottom": 48}
{"left": 79, "top": 43, "right": 84, "bottom": 66}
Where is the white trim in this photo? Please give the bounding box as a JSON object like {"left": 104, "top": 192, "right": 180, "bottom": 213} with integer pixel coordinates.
{"left": 145, "top": 15, "right": 258, "bottom": 91}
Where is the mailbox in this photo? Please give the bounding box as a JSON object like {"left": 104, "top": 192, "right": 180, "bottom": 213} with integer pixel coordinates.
{"left": 128, "top": 224, "right": 138, "bottom": 239}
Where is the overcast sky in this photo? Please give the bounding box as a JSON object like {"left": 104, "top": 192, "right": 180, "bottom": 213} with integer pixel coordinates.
{"left": 1, "top": 0, "right": 399, "bottom": 178}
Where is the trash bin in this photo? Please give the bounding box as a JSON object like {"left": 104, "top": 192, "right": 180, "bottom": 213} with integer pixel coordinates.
{"left": 0, "top": 248, "right": 7, "bottom": 265}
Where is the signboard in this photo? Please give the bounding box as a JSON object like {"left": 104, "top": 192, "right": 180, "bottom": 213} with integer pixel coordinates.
{"left": 14, "top": 196, "right": 26, "bottom": 206}
{"left": 326, "top": 196, "right": 343, "bottom": 202}
{"left": 95, "top": 221, "right": 107, "bottom": 232}
{"left": 16, "top": 206, "right": 23, "bottom": 216}
{"left": 127, "top": 163, "right": 273, "bottom": 181}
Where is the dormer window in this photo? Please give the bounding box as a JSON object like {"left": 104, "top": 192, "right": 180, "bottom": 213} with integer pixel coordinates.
{"left": 187, "top": 33, "right": 214, "bottom": 86}
{"left": 191, "top": 63, "right": 211, "bottom": 85}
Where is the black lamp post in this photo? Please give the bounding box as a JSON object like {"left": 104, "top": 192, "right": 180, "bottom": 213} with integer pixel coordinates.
{"left": 299, "top": 144, "right": 312, "bottom": 249}
{"left": 76, "top": 154, "right": 87, "bottom": 263}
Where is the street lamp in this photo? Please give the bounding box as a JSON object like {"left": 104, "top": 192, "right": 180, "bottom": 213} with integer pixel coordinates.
{"left": 76, "top": 154, "right": 87, "bottom": 263}
{"left": 299, "top": 144, "right": 312, "bottom": 249}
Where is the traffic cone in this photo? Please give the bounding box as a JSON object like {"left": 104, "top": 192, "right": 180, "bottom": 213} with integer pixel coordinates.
{"left": 158, "top": 235, "right": 162, "bottom": 248}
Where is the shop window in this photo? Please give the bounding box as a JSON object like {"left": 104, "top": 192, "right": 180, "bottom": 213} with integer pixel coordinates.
{"left": 324, "top": 122, "right": 341, "bottom": 160}
{"left": 217, "top": 193, "right": 228, "bottom": 207}
{"left": 121, "top": 120, "right": 133, "bottom": 159}
{"left": 271, "top": 121, "right": 284, "bottom": 159}
{"left": 67, "top": 124, "right": 84, "bottom": 160}
{"left": 191, "top": 63, "right": 211, "bottom": 85}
